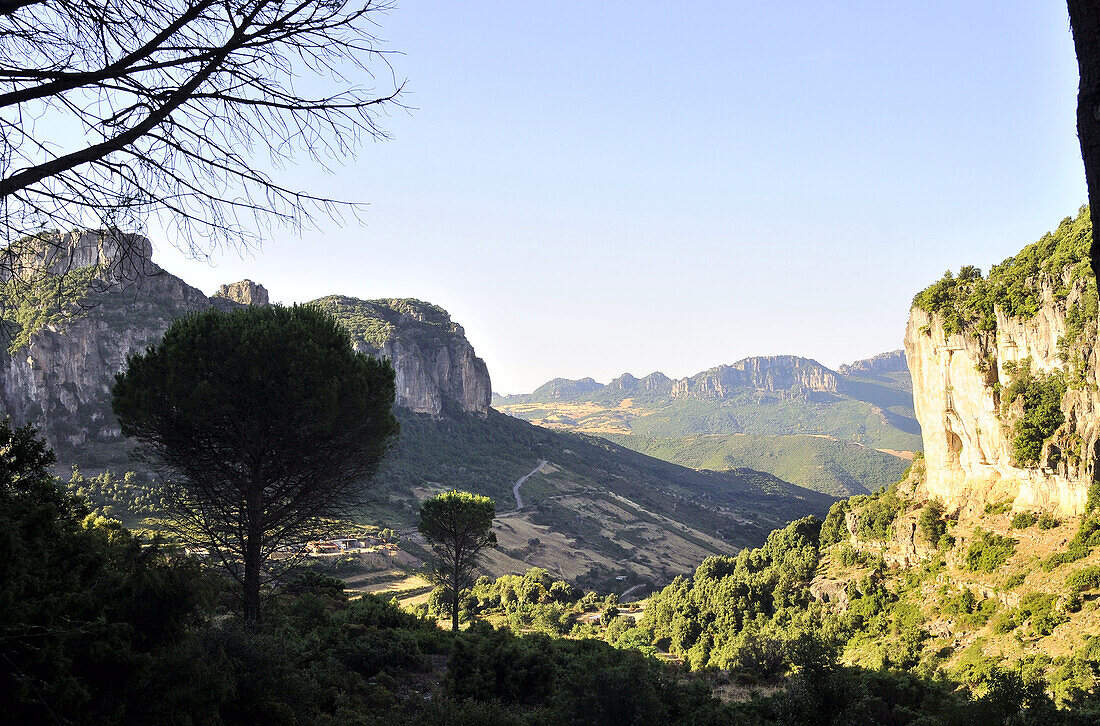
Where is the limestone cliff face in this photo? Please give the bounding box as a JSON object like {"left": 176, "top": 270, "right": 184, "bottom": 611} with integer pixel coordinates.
{"left": 0, "top": 236, "right": 493, "bottom": 464}
{"left": 308, "top": 296, "right": 491, "bottom": 417}
{"left": 214, "top": 279, "right": 269, "bottom": 306}
{"left": 905, "top": 277, "right": 1099, "bottom": 518}
{"left": 0, "top": 234, "right": 223, "bottom": 458}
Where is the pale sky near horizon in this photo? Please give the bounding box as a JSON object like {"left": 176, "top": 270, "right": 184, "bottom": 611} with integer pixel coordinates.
{"left": 151, "top": 2, "right": 1088, "bottom": 395}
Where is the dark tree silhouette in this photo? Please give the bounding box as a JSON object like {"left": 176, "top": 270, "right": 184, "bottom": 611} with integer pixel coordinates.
{"left": 1069, "top": 1, "right": 1100, "bottom": 278}
{"left": 112, "top": 304, "right": 399, "bottom": 622}
{"left": 418, "top": 490, "right": 497, "bottom": 632}
{"left": 0, "top": 0, "right": 402, "bottom": 283}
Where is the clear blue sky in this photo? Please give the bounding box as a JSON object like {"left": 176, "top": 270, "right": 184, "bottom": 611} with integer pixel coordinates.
{"left": 154, "top": 2, "right": 1087, "bottom": 394}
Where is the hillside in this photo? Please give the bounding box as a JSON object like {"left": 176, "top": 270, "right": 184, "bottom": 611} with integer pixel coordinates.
{"left": 494, "top": 351, "right": 921, "bottom": 497}
{"left": 0, "top": 230, "right": 832, "bottom": 592}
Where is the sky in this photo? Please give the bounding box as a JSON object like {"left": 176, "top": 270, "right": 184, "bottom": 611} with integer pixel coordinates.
{"left": 152, "top": 2, "right": 1088, "bottom": 395}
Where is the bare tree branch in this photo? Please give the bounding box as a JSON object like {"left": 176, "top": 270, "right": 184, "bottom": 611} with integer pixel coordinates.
{"left": 0, "top": 0, "right": 404, "bottom": 295}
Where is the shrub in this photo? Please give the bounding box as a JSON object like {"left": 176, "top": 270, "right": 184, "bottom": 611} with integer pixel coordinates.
{"left": 1018, "top": 592, "right": 1066, "bottom": 636}
{"left": 819, "top": 500, "right": 850, "bottom": 547}
{"left": 1066, "top": 566, "right": 1100, "bottom": 594}
{"left": 965, "top": 530, "right": 1017, "bottom": 573}
{"left": 836, "top": 544, "right": 866, "bottom": 568}
{"left": 1038, "top": 513, "right": 1059, "bottom": 530}
{"left": 855, "top": 489, "right": 905, "bottom": 542}
{"left": 1001, "top": 359, "right": 1066, "bottom": 467}
{"left": 1042, "top": 516, "right": 1100, "bottom": 570}
{"left": 918, "top": 499, "right": 947, "bottom": 544}
{"left": 1011, "top": 512, "right": 1037, "bottom": 529}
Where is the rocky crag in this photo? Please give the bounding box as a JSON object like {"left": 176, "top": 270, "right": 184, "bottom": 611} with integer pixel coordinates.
{"left": 671, "top": 356, "right": 842, "bottom": 399}
{"left": 905, "top": 208, "right": 1100, "bottom": 517}
{"left": 310, "top": 296, "right": 490, "bottom": 416}
{"left": 0, "top": 231, "right": 491, "bottom": 466}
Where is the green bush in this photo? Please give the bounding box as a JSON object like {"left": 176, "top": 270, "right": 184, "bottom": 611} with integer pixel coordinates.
{"left": 918, "top": 499, "right": 947, "bottom": 545}
{"left": 1011, "top": 512, "right": 1037, "bottom": 529}
{"left": 1066, "top": 566, "right": 1100, "bottom": 594}
{"left": 1042, "top": 516, "right": 1100, "bottom": 571}
{"left": 965, "top": 530, "right": 1017, "bottom": 573}
{"left": 1038, "top": 513, "right": 1059, "bottom": 530}
{"left": 1001, "top": 359, "right": 1066, "bottom": 467}
{"left": 855, "top": 488, "right": 906, "bottom": 542}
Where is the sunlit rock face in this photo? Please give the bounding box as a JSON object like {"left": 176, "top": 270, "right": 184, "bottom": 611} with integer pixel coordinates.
{"left": 0, "top": 233, "right": 492, "bottom": 466}
{"left": 905, "top": 276, "right": 1099, "bottom": 518}
{"left": 214, "top": 279, "right": 269, "bottom": 306}
{"left": 311, "top": 296, "right": 491, "bottom": 417}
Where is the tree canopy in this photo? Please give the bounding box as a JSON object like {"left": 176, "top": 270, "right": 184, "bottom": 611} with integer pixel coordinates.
{"left": 112, "top": 303, "right": 398, "bottom": 621}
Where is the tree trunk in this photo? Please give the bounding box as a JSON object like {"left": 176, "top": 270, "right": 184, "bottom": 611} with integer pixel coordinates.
{"left": 243, "top": 486, "right": 264, "bottom": 623}
{"left": 1068, "top": 1, "right": 1100, "bottom": 279}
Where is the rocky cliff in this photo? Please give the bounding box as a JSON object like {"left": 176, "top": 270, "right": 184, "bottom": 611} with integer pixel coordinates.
{"left": 0, "top": 233, "right": 492, "bottom": 465}
{"left": 839, "top": 350, "right": 908, "bottom": 378}
{"left": 904, "top": 209, "right": 1100, "bottom": 517}
{"left": 308, "top": 296, "right": 491, "bottom": 416}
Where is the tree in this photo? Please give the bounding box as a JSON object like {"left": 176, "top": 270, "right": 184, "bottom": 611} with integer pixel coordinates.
{"left": 0, "top": 0, "right": 402, "bottom": 283}
{"left": 1069, "top": 1, "right": 1100, "bottom": 279}
{"left": 112, "top": 303, "right": 398, "bottom": 622}
{"left": 418, "top": 490, "right": 497, "bottom": 632}
{"left": 0, "top": 419, "right": 214, "bottom": 723}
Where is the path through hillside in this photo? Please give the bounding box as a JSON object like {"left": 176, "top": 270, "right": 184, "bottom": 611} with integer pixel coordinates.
{"left": 513, "top": 460, "right": 548, "bottom": 510}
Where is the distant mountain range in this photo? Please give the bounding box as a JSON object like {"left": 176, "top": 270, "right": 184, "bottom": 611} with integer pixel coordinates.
{"left": 493, "top": 352, "right": 921, "bottom": 497}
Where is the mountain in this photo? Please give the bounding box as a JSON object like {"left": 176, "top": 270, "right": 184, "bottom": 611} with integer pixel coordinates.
{"left": 0, "top": 230, "right": 833, "bottom": 589}
{"left": 493, "top": 352, "right": 921, "bottom": 497}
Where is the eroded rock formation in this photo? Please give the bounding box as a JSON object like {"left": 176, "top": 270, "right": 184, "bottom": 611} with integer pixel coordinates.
{"left": 905, "top": 272, "right": 1099, "bottom": 518}
{"left": 0, "top": 233, "right": 494, "bottom": 465}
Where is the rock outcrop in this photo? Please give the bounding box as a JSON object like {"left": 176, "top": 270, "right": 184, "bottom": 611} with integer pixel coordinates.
{"left": 904, "top": 212, "right": 1100, "bottom": 517}
{"left": 308, "top": 296, "right": 491, "bottom": 416}
{"left": 0, "top": 233, "right": 494, "bottom": 464}
{"left": 0, "top": 232, "right": 222, "bottom": 460}
{"left": 839, "top": 350, "right": 908, "bottom": 378}
{"left": 214, "top": 279, "right": 269, "bottom": 306}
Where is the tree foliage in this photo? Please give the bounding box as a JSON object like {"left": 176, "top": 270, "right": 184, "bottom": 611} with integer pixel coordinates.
{"left": 912, "top": 207, "right": 1096, "bottom": 337}
{"left": 0, "top": 420, "right": 214, "bottom": 723}
{"left": 1001, "top": 359, "right": 1067, "bottom": 467}
{"left": 112, "top": 303, "right": 398, "bottom": 621}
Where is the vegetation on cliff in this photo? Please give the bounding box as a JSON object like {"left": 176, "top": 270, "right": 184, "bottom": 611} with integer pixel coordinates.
{"left": 1001, "top": 359, "right": 1068, "bottom": 466}
{"left": 912, "top": 206, "right": 1097, "bottom": 337}
{"left": 310, "top": 295, "right": 459, "bottom": 349}
{"left": 0, "top": 264, "right": 100, "bottom": 353}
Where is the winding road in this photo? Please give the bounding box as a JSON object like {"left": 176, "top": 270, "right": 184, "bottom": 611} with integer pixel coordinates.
{"left": 512, "top": 460, "right": 548, "bottom": 510}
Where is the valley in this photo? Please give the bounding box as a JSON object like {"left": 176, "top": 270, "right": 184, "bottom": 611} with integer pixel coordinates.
{"left": 0, "top": 230, "right": 834, "bottom": 595}
{"left": 494, "top": 351, "right": 922, "bottom": 497}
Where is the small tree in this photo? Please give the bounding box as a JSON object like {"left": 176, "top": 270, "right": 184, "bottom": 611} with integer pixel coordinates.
{"left": 417, "top": 490, "right": 497, "bottom": 632}
{"left": 112, "top": 304, "right": 398, "bottom": 622}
